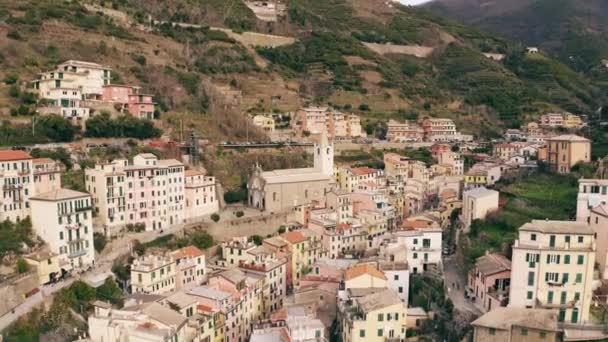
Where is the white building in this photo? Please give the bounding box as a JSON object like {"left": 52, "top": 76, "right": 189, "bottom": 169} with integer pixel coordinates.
{"left": 509, "top": 220, "right": 595, "bottom": 324}
{"left": 462, "top": 187, "right": 500, "bottom": 230}
{"left": 576, "top": 179, "right": 608, "bottom": 223}
{"left": 184, "top": 170, "right": 219, "bottom": 221}
{"left": 30, "top": 188, "right": 95, "bottom": 271}
{"left": 131, "top": 252, "right": 177, "bottom": 295}
{"left": 88, "top": 301, "right": 188, "bottom": 342}
{"left": 85, "top": 154, "right": 186, "bottom": 234}
{"left": 394, "top": 227, "right": 442, "bottom": 275}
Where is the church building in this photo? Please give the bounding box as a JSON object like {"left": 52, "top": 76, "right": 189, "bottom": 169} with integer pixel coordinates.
{"left": 248, "top": 135, "right": 335, "bottom": 212}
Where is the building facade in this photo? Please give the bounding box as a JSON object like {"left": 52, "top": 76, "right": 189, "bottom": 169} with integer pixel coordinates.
{"left": 545, "top": 135, "right": 591, "bottom": 173}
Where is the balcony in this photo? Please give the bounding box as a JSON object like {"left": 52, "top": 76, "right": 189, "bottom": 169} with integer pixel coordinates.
{"left": 75, "top": 205, "right": 93, "bottom": 212}
{"left": 3, "top": 184, "right": 23, "bottom": 191}
{"left": 68, "top": 249, "right": 87, "bottom": 258}
{"left": 536, "top": 298, "right": 576, "bottom": 309}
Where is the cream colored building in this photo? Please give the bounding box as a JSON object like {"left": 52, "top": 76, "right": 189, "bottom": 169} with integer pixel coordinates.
{"left": 576, "top": 179, "right": 608, "bottom": 223}
{"left": 545, "top": 135, "right": 591, "bottom": 173}
{"left": 437, "top": 151, "right": 464, "bottom": 175}
{"left": 590, "top": 205, "right": 608, "bottom": 279}
{"left": 30, "top": 188, "right": 94, "bottom": 271}
{"left": 292, "top": 107, "right": 365, "bottom": 139}
{"left": 131, "top": 253, "right": 177, "bottom": 295}
{"left": 88, "top": 301, "right": 188, "bottom": 342}
{"left": 339, "top": 288, "right": 407, "bottom": 342}
{"left": 386, "top": 120, "right": 424, "bottom": 142}
{"left": 563, "top": 113, "right": 583, "bottom": 129}
{"left": 184, "top": 170, "right": 219, "bottom": 221}
{"left": 248, "top": 135, "right": 334, "bottom": 212}
{"left": 335, "top": 167, "right": 383, "bottom": 193}
{"left": 32, "top": 157, "right": 62, "bottom": 195}
{"left": 472, "top": 307, "right": 560, "bottom": 342}
{"left": 509, "top": 220, "right": 595, "bottom": 324}
{"left": 252, "top": 114, "right": 275, "bottom": 132}
{"left": 462, "top": 187, "right": 499, "bottom": 230}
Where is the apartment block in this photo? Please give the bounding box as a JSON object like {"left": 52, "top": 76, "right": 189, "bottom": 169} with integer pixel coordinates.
{"left": 576, "top": 179, "right": 608, "bottom": 223}
{"left": 422, "top": 118, "right": 457, "bottom": 141}
{"left": 30, "top": 188, "right": 95, "bottom": 271}
{"left": 335, "top": 167, "right": 383, "bottom": 193}
{"left": 252, "top": 114, "right": 275, "bottom": 132}
{"left": 101, "top": 84, "right": 155, "bottom": 119}
{"left": 467, "top": 252, "right": 511, "bottom": 312}
{"left": 339, "top": 288, "right": 407, "bottom": 342}
{"left": 509, "top": 220, "right": 595, "bottom": 324}
{"left": 462, "top": 187, "right": 499, "bottom": 230}
{"left": 386, "top": 120, "right": 424, "bottom": 142}
{"left": 170, "top": 245, "right": 207, "bottom": 290}
{"left": 131, "top": 253, "right": 177, "bottom": 295}
{"left": 184, "top": 170, "right": 219, "bottom": 222}
{"left": 472, "top": 307, "right": 560, "bottom": 342}
{"left": 292, "top": 107, "right": 365, "bottom": 139}
{"left": 545, "top": 135, "right": 591, "bottom": 173}
{"left": 437, "top": 151, "right": 464, "bottom": 175}
{"left": 85, "top": 153, "right": 188, "bottom": 234}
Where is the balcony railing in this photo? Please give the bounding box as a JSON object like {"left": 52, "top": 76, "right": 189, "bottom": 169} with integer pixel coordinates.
{"left": 68, "top": 249, "right": 87, "bottom": 258}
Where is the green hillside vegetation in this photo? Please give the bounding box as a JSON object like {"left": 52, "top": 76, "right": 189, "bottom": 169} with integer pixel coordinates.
{"left": 0, "top": 0, "right": 606, "bottom": 143}
{"left": 462, "top": 172, "right": 578, "bottom": 268}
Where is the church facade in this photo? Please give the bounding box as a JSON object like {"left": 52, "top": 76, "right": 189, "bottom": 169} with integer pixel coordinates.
{"left": 248, "top": 136, "right": 334, "bottom": 212}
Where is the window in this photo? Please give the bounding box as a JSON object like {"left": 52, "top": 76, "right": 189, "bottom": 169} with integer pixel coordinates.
{"left": 378, "top": 313, "right": 384, "bottom": 321}
{"left": 562, "top": 273, "right": 569, "bottom": 284}
{"left": 549, "top": 235, "right": 556, "bottom": 247}
{"left": 540, "top": 331, "right": 547, "bottom": 339}
{"left": 489, "top": 328, "right": 496, "bottom": 335}
{"left": 577, "top": 255, "right": 584, "bottom": 265}
{"left": 531, "top": 233, "right": 537, "bottom": 241}
{"left": 394, "top": 275, "right": 399, "bottom": 280}
{"left": 359, "top": 330, "right": 365, "bottom": 338}
{"left": 521, "top": 328, "right": 528, "bottom": 336}
{"left": 564, "top": 255, "right": 570, "bottom": 264}
{"left": 315, "top": 330, "right": 321, "bottom": 338}
{"left": 575, "top": 273, "right": 582, "bottom": 283}
{"left": 545, "top": 272, "right": 559, "bottom": 283}
{"left": 528, "top": 272, "right": 534, "bottom": 286}
{"left": 565, "top": 236, "right": 570, "bottom": 243}
{"left": 578, "top": 236, "right": 584, "bottom": 243}
{"left": 377, "top": 329, "right": 383, "bottom": 337}
{"left": 560, "top": 291, "right": 567, "bottom": 305}
{"left": 547, "top": 291, "right": 553, "bottom": 304}
{"left": 527, "top": 291, "right": 533, "bottom": 300}
{"left": 574, "top": 292, "right": 580, "bottom": 301}
{"left": 571, "top": 308, "right": 579, "bottom": 323}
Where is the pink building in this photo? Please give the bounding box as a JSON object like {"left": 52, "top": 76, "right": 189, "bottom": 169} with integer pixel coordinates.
{"left": 102, "top": 85, "right": 155, "bottom": 119}
{"left": 467, "top": 252, "right": 511, "bottom": 312}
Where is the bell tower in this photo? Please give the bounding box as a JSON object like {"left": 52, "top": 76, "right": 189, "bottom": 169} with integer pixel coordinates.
{"left": 314, "top": 132, "right": 334, "bottom": 177}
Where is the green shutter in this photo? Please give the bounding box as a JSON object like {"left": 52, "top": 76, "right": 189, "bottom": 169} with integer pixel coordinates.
{"left": 560, "top": 292, "right": 567, "bottom": 304}
{"left": 548, "top": 291, "right": 553, "bottom": 304}
{"left": 577, "top": 255, "right": 584, "bottom": 265}
{"left": 564, "top": 255, "right": 570, "bottom": 264}
{"left": 562, "top": 273, "right": 569, "bottom": 284}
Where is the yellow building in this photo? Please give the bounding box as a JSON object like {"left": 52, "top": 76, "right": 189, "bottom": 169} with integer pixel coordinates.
{"left": 340, "top": 288, "right": 407, "bottom": 342}
{"left": 562, "top": 113, "right": 583, "bottom": 129}
{"left": 546, "top": 135, "right": 591, "bottom": 173}
{"left": 130, "top": 253, "right": 177, "bottom": 295}
{"left": 252, "top": 115, "right": 275, "bottom": 133}
{"left": 24, "top": 249, "right": 62, "bottom": 285}
{"left": 464, "top": 173, "right": 488, "bottom": 188}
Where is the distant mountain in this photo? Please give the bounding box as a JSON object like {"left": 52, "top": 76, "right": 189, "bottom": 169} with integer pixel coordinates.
{"left": 426, "top": 0, "right": 608, "bottom": 74}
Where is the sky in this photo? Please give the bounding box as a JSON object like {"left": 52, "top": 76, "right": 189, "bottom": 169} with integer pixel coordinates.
{"left": 398, "top": 0, "right": 432, "bottom": 5}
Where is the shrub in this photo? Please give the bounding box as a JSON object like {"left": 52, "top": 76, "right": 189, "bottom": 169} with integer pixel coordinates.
{"left": 190, "top": 230, "right": 214, "bottom": 249}
{"left": 93, "top": 232, "right": 107, "bottom": 253}
{"left": 224, "top": 189, "right": 247, "bottom": 203}
{"left": 358, "top": 103, "right": 370, "bottom": 111}
{"left": 15, "top": 258, "right": 29, "bottom": 274}
{"left": 210, "top": 213, "right": 220, "bottom": 222}
{"left": 235, "top": 211, "right": 244, "bottom": 218}
{"left": 250, "top": 235, "right": 263, "bottom": 246}
{"left": 85, "top": 113, "right": 162, "bottom": 139}
{"left": 4, "top": 74, "right": 18, "bottom": 85}
{"left": 7, "top": 30, "right": 22, "bottom": 40}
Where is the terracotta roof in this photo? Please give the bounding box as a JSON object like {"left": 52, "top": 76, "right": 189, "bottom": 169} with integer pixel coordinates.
{"left": 475, "top": 253, "right": 511, "bottom": 276}
{"left": 197, "top": 304, "right": 215, "bottom": 313}
{"left": 402, "top": 219, "right": 435, "bottom": 230}
{"left": 336, "top": 223, "right": 352, "bottom": 232}
{"left": 170, "top": 245, "right": 204, "bottom": 259}
{"left": 32, "top": 158, "right": 54, "bottom": 164}
{"left": 0, "top": 150, "right": 31, "bottom": 161}
{"left": 282, "top": 231, "right": 307, "bottom": 244}
{"left": 344, "top": 264, "right": 387, "bottom": 281}
{"left": 350, "top": 167, "right": 378, "bottom": 176}
{"left": 185, "top": 169, "right": 205, "bottom": 177}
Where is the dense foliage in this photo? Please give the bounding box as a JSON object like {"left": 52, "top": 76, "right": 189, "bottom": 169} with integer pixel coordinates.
{"left": 84, "top": 113, "right": 162, "bottom": 139}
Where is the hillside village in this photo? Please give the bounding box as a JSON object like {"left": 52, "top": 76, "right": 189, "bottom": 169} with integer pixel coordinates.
{"left": 0, "top": 0, "right": 607, "bottom": 342}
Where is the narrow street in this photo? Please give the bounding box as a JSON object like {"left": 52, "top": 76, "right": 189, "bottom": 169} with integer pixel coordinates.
{"left": 443, "top": 255, "right": 483, "bottom": 316}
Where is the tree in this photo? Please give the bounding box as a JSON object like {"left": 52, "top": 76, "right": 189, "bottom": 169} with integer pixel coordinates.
{"left": 250, "top": 235, "right": 263, "bottom": 246}
{"left": 210, "top": 213, "right": 220, "bottom": 222}
{"left": 36, "top": 115, "right": 78, "bottom": 142}
{"left": 15, "top": 258, "right": 29, "bottom": 274}
{"left": 132, "top": 240, "right": 146, "bottom": 256}
{"left": 93, "top": 233, "right": 107, "bottom": 253}
{"left": 30, "top": 147, "right": 73, "bottom": 170}
{"left": 96, "top": 278, "right": 124, "bottom": 307}
{"left": 190, "top": 230, "right": 214, "bottom": 249}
